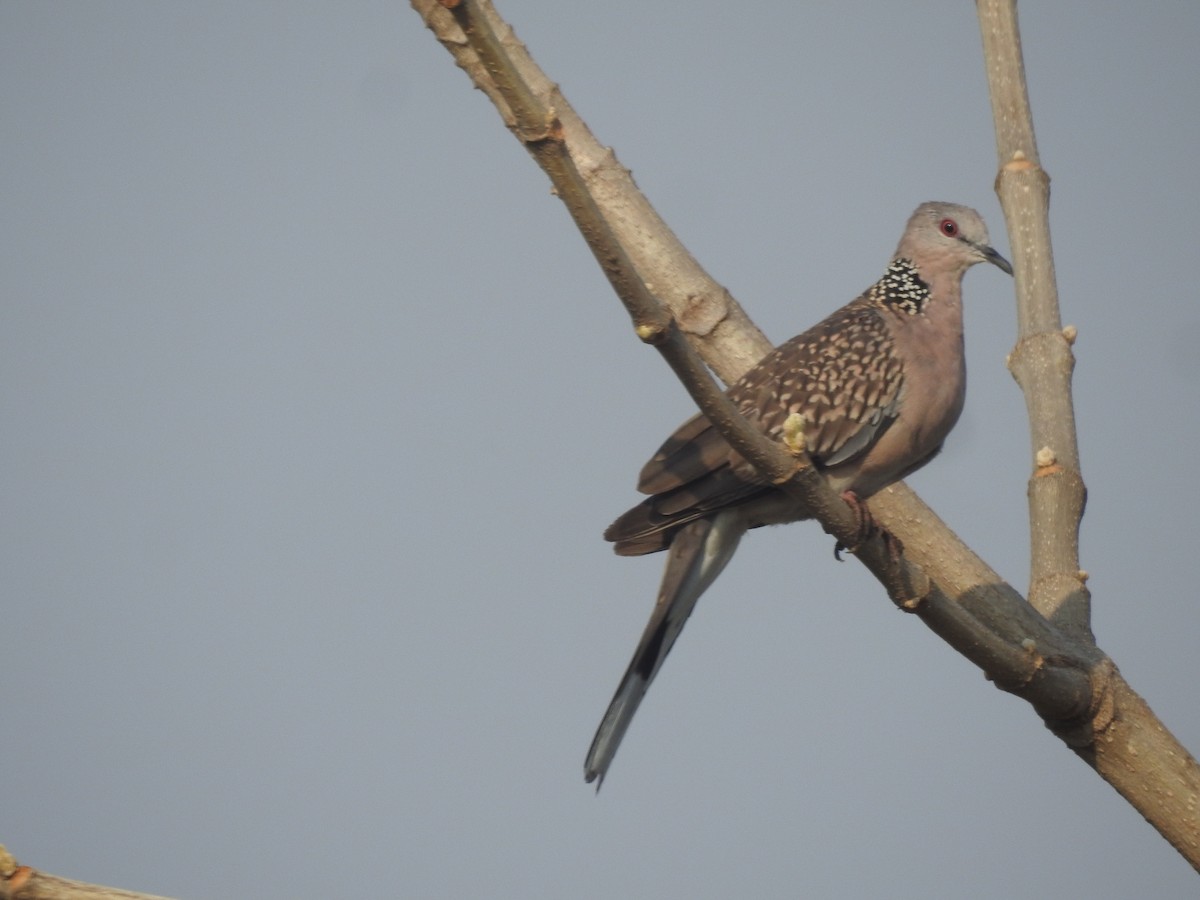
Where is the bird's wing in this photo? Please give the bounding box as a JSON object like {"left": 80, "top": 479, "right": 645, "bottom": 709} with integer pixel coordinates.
{"left": 606, "top": 301, "right": 905, "bottom": 554}
{"left": 732, "top": 302, "right": 906, "bottom": 466}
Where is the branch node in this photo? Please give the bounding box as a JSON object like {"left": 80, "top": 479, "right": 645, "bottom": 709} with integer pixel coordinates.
{"left": 1062, "top": 324, "right": 1078, "bottom": 344}
{"left": 5, "top": 865, "right": 34, "bottom": 894}
{"left": 995, "top": 639, "right": 1044, "bottom": 692}
{"left": 635, "top": 321, "right": 669, "bottom": 345}
{"left": 1034, "top": 446, "right": 1057, "bottom": 469}
{"left": 638, "top": 324, "right": 667, "bottom": 345}
{"left": 781, "top": 412, "right": 811, "bottom": 456}
{"left": 674, "top": 290, "right": 730, "bottom": 337}
{"left": 1087, "top": 658, "right": 1119, "bottom": 738}
{"left": 897, "top": 592, "right": 924, "bottom": 613}
{"left": 1002, "top": 150, "right": 1039, "bottom": 173}
{"left": 519, "top": 111, "right": 563, "bottom": 145}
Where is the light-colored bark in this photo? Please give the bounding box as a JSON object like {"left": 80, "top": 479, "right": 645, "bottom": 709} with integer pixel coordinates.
{"left": 0, "top": 845, "right": 176, "bottom": 900}
{"left": 977, "top": 0, "right": 1200, "bottom": 863}
{"left": 416, "top": 0, "right": 1200, "bottom": 871}
{"left": 978, "top": 0, "right": 1090, "bottom": 641}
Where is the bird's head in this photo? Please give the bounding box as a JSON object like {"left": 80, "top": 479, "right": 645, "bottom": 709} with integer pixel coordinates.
{"left": 898, "top": 201, "right": 1013, "bottom": 279}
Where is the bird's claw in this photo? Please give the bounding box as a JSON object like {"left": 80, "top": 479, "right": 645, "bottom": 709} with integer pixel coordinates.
{"left": 833, "top": 491, "right": 904, "bottom": 562}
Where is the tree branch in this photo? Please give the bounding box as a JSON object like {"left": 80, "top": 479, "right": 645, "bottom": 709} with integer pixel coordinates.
{"left": 417, "top": 0, "right": 1200, "bottom": 870}
{"left": 422, "top": 0, "right": 1090, "bottom": 687}
{"left": 977, "top": 0, "right": 1200, "bottom": 865}
{"left": 977, "top": 0, "right": 1089, "bottom": 639}
{"left": 414, "top": 0, "right": 772, "bottom": 380}
{"left": 0, "top": 844, "right": 176, "bottom": 900}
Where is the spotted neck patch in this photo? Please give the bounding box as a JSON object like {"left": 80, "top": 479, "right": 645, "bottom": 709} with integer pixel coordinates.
{"left": 867, "top": 258, "right": 930, "bottom": 316}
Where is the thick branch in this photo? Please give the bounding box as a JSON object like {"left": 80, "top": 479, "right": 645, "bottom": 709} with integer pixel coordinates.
{"left": 419, "top": 0, "right": 1200, "bottom": 870}
{"left": 415, "top": 0, "right": 771, "bottom": 380}
{"left": 419, "top": 0, "right": 1100, "bottom": 704}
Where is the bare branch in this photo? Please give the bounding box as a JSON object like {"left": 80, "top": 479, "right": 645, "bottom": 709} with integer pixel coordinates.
{"left": 977, "top": 0, "right": 1200, "bottom": 866}
{"left": 0, "top": 845, "right": 177, "bottom": 900}
{"left": 977, "top": 0, "right": 1089, "bottom": 636}
{"left": 417, "top": 0, "right": 1100, "bottom": 699}
{"left": 419, "top": 0, "right": 1200, "bottom": 870}
{"left": 413, "top": 0, "right": 773, "bottom": 380}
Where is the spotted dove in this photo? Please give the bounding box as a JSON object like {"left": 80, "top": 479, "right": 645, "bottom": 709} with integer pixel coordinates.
{"left": 585, "top": 201, "right": 1012, "bottom": 787}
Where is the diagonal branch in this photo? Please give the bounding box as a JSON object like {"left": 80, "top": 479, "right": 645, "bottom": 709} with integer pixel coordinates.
{"left": 416, "top": 0, "right": 772, "bottom": 380}
{"left": 0, "top": 844, "right": 177, "bottom": 900}
{"left": 417, "top": 0, "right": 1200, "bottom": 869}
{"left": 424, "top": 0, "right": 1089, "bottom": 705}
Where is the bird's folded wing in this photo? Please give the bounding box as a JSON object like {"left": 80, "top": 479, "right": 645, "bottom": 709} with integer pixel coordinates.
{"left": 607, "top": 302, "right": 906, "bottom": 554}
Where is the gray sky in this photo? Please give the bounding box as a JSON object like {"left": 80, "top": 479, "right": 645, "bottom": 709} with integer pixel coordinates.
{"left": 4, "top": 3, "right": 1199, "bottom": 898}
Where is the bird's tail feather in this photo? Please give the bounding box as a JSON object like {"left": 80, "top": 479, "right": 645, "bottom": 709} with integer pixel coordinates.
{"left": 584, "top": 510, "right": 746, "bottom": 788}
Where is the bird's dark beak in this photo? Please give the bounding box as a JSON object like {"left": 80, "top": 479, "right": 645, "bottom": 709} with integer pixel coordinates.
{"left": 977, "top": 243, "right": 1013, "bottom": 275}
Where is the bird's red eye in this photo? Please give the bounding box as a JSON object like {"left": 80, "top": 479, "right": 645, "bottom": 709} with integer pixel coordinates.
{"left": 939, "top": 218, "right": 958, "bottom": 237}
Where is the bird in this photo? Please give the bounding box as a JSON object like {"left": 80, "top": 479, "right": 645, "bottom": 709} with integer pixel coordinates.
{"left": 584, "top": 201, "right": 1012, "bottom": 788}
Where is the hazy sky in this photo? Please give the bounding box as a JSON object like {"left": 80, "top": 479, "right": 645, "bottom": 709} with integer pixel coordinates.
{"left": 4, "top": 3, "right": 1200, "bottom": 898}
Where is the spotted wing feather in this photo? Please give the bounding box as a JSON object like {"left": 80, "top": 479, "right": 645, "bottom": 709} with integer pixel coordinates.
{"left": 606, "top": 298, "right": 905, "bottom": 555}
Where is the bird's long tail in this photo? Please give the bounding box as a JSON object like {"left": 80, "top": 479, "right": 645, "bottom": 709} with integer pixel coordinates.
{"left": 584, "top": 509, "right": 747, "bottom": 788}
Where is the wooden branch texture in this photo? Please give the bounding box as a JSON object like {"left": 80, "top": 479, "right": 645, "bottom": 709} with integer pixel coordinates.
{"left": 420, "top": 0, "right": 1101, "bottom": 692}
{"left": 0, "top": 845, "right": 176, "bottom": 900}
{"left": 420, "top": 0, "right": 1200, "bottom": 871}
{"left": 978, "top": 0, "right": 1200, "bottom": 866}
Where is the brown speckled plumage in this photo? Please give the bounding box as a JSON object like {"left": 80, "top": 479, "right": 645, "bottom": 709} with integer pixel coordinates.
{"left": 585, "top": 202, "right": 1012, "bottom": 787}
